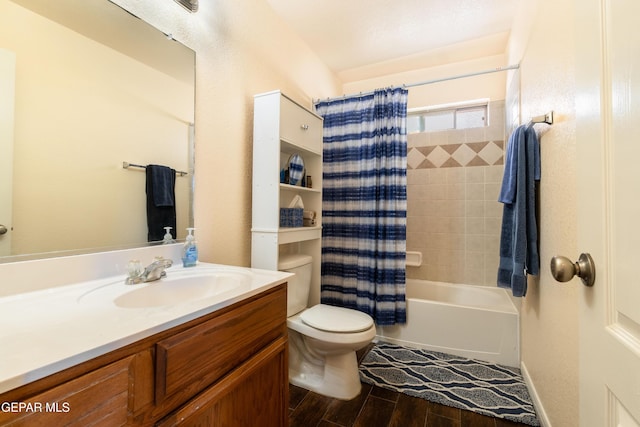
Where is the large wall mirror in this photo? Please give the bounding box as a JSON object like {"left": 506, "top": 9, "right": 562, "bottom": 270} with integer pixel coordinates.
{"left": 0, "top": 0, "right": 195, "bottom": 262}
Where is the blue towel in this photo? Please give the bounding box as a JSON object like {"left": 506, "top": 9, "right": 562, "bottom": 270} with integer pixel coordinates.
{"left": 498, "top": 126, "right": 541, "bottom": 203}
{"left": 149, "top": 165, "right": 175, "bottom": 207}
{"left": 146, "top": 164, "right": 176, "bottom": 242}
{"left": 497, "top": 125, "right": 540, "bottom": 297}
{"left": 498, "top": 127, "right": 523, "bottom": 203}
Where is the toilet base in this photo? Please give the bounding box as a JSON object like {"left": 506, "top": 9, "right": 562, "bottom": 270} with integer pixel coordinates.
{"left": 288, "top": 331, "right": 364, "bottom": 400}
{"left": 289, "top": 351, "right": 362, "bottom": 400}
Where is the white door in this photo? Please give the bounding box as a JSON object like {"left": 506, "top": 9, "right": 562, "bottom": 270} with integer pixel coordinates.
{"left": 576, "top": 0, "right": 640, "bottom": 425}
{"left": 0, "top": 49, "right": 15, "bottom": 256}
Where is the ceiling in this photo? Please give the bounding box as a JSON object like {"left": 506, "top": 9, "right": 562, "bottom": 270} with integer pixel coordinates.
{"left": 265, "top": 0, "right": 521, "bottom": 83}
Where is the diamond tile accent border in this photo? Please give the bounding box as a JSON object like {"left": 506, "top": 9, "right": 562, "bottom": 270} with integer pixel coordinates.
{"left": 408, "top": 140, "right": 504, "bottom": 169}
{"left": 407, "top": 147, "right": 426, "bottom": 169}
{"left": 425, "top": 146, "right": 451, "bottom": 168}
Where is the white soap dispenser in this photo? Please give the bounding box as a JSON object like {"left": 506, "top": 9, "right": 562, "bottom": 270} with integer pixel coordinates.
{"left": 162, "top": 227, "right": 174, "bottom": 244}
{"left": 182, "top": 227, "right": 198, "bottom": 267}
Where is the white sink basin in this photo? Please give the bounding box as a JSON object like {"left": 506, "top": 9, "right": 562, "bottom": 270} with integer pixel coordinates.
{"left": 78, "top": 269, "right": 253, "bottom": 309}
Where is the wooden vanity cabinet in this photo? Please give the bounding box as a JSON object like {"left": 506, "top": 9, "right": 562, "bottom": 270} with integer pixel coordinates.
{"left": 156, "top": 337, "right": 287, "bottom": 427}
{"left": 0, "top": 284, "right": 288, "bottom": 427}
{"left": 0, "top": 356, "right": 135, "bottom": 426}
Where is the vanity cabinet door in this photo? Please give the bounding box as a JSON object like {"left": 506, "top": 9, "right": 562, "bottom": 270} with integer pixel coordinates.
{"left": 156, "top": 337, "right": 288, "bottom": 427}
{"left": 0, "top": 356, "right": 134, "bottom": 426}
{"left": 154, "top": 286, "right": 287, "bottom": 405}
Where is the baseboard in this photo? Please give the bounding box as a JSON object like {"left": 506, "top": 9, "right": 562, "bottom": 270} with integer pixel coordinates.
{"left": 520, "top": 361, "right": 552, "bottom": 427}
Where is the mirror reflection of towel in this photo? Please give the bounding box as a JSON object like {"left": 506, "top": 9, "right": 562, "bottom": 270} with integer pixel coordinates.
{"left": 146, "top": 164, "right": 176, "bottom": 242}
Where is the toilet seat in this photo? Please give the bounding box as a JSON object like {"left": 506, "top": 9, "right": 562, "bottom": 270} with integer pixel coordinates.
{"left": 300, "top": 304, "right": 373, "bottom": 333}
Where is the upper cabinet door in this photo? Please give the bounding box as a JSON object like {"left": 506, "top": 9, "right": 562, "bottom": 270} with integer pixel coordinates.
{"left": 279, "top": 96, "right": 322, "bottom": 154}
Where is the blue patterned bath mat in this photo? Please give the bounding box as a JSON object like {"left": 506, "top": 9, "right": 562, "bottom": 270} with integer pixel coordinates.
{"left": 359, "top": 342, "right": 539, "bottom": 426}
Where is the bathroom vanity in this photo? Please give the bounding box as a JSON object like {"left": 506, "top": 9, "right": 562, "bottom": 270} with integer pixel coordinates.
{"left": 0, "top": 262, "right": 290, "bottom": 426}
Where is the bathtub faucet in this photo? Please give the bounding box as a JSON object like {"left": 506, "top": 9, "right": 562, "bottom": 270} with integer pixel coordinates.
{"left": 125, "top": 257, "right": 173, "bottom": 285}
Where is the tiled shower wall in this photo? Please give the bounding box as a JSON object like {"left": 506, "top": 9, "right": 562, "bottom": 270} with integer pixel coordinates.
{"left": 406, "top": 100, "right": 505, "bottom": 286}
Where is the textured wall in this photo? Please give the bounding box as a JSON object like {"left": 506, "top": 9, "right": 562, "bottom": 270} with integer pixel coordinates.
{"left": 508, "top": 0, "right": 580, "bottom": 425}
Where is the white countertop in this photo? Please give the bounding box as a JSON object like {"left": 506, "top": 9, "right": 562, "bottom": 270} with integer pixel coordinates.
{"left": 0, "top": 262, "right": 291, "bottom": 394}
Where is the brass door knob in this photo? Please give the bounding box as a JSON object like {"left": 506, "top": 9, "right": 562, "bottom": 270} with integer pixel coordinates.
{"left": 0, "top": 225, "right": 7, "bottom": 235}
{"left": 550, "top": 253, "right": 595, "bottom": 287}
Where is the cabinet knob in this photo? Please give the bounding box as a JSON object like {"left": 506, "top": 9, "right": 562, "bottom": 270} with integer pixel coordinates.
{"left": 300, "top": 124, "right": 309, "bottom": 130}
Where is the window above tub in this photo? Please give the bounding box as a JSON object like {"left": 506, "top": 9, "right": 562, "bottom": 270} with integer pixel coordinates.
{"left": 407, "top": 99, "right": 489, "bottom": 134}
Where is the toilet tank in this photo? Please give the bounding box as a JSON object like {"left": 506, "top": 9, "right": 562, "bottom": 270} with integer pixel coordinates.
{"left": 278, "top": 254, "right": 313, "bottom": 317}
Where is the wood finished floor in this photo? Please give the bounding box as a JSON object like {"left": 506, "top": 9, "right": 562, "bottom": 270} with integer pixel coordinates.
{"left": 288, "top": 344, "right": 532, "bottom": 427}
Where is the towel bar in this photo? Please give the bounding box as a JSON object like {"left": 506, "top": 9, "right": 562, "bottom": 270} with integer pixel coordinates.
{"left": 529, "top": 111, "right": 553, "bottom": 125}
{"left": 123, "top": 161, "right": 188, "bottom": 176}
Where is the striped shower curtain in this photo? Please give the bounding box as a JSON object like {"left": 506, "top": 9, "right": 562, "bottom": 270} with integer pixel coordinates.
{"left": 314, "top": 88, "right": 408, "bottom": 325}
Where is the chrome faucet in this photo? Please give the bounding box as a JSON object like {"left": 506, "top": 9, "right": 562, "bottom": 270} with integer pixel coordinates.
{"left": 126, "top": 257, "right": 173, "bottom": 285}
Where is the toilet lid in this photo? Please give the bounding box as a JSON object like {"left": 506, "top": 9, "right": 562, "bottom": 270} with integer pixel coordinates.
{"left": 300, "top": 304, "right": 374, "bottom": 333}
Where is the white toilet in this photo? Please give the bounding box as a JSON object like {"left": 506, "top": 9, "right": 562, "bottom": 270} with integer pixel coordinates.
{"left": 279, "top": 254, "right": 376, "bottom": 400}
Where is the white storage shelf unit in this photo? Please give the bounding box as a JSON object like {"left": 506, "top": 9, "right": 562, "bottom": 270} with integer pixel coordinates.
{"left": 251, "top": 91, "right": 323, "bottom": 304}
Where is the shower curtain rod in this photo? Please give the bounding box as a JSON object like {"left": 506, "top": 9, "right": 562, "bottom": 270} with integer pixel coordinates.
{"left": 315, "top": 64, "right": 520, "bottom": 104}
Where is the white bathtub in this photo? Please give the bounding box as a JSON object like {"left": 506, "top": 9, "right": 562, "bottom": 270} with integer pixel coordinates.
{"left": 376, "top": 279, "right": 520, "bottom": 367}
